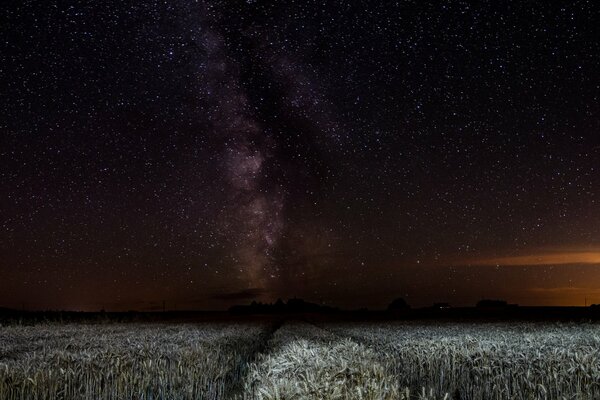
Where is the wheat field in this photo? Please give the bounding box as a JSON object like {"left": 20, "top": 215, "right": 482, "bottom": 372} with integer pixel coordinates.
{"left": 1, "top": 320, "right": 599, "bottom": 399}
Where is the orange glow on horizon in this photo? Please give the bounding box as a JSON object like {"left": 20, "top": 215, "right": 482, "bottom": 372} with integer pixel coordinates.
{"left": 468, "top": 251, "right": 600, "bottom": 266}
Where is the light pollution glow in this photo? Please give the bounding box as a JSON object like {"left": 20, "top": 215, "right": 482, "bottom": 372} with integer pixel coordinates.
{"left": 468, "top": 250, "right": 600, "bottom": 266}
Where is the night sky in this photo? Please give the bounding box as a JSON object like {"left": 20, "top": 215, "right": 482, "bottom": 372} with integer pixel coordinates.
{"left": 2, "top": 1, "right": 600, "bottom": 311}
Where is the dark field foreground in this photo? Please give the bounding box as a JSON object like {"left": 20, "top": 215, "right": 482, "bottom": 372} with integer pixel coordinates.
{"left": 1, "top": 320, "right": 599, "bottom": 399}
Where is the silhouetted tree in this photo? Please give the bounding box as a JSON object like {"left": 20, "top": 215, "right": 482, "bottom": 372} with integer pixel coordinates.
{"left": 388, "top": 297, "right": 410, "bottom": 311}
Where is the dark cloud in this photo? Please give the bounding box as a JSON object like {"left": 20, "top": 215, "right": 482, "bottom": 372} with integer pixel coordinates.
{"left": 212, "top": 288, "right": 268, "bottom": 301}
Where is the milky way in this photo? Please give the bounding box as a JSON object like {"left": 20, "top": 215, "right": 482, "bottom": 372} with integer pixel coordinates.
{"left": 197, "top": 3, "right": 345, "bottom": 290}
{"left": 201, "top": 23, "right": 284, "bottom": 288}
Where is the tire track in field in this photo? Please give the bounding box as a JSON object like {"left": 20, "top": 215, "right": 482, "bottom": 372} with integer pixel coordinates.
{"left": 313, "top": 322, "right": 445, "bottom": 400}
{"left": 237, "top": 320, "right": 404, "bottom": 400}
{"left": 221, "top": 319, "right": 283, "bottom": 400}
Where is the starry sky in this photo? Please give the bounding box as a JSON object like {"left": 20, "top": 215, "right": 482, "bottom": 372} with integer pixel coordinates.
{"left": 1, "top": 1, "right": 600, "bottom": 311}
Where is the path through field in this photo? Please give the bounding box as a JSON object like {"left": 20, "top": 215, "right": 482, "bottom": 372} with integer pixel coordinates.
{"left": 238, "top": 321, "right": 409, "bottom": 399}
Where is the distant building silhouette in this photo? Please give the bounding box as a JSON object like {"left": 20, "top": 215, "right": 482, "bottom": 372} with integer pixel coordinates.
{"left": 432, "top": 302, "right": 451, "bottom": 310}
{"left": 476, "top": 299, "right": 518, "bottom": 308}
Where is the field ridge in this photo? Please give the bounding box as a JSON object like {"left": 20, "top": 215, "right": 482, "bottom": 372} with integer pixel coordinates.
{"left": 223, "top": 319, "right": 283, "bottom": 399}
